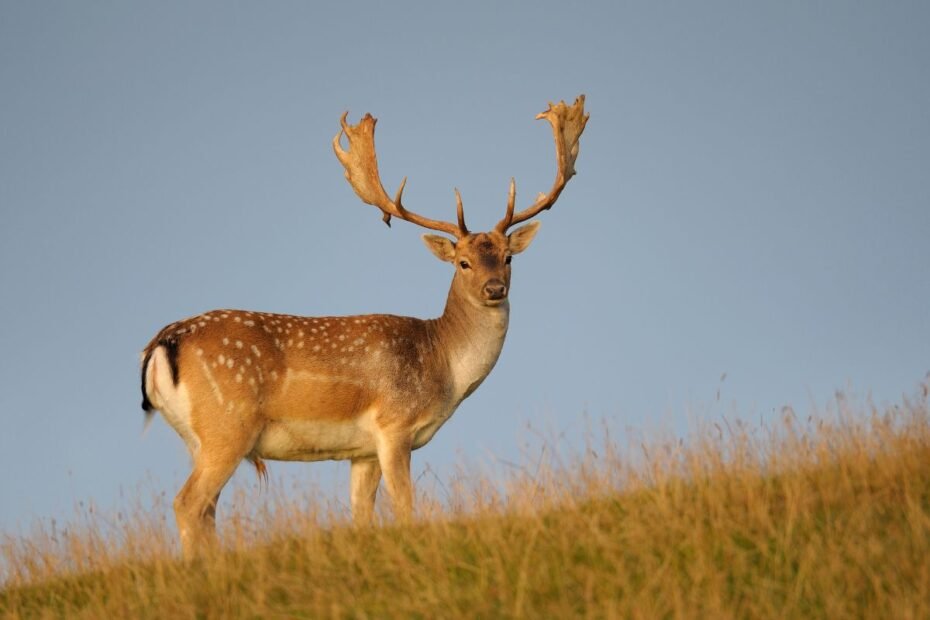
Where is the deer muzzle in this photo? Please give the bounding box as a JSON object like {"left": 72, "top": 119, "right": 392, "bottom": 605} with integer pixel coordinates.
{"left": 483, "top": 279, "right": 508, "bottom": 301}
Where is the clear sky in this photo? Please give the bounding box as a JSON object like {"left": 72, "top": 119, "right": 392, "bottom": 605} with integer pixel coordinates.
{"left": 1, "top": 2, "right": 928, "bottom": 534}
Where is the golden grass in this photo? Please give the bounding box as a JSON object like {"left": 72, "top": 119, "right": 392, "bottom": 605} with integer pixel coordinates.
{"left": 2, "top": 391, "right": 929, "bottom": 619}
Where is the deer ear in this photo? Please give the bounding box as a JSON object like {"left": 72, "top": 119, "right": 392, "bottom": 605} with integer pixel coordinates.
{"left": 421, "top": 234, "right": 456, "bottom": 262}
{"left": 507, "top": 221, "right": 541, "bottom": 254}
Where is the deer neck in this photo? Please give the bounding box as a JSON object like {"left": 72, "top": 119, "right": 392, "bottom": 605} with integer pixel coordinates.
{"left": 430, "top": 279, "right": 510, "bottom": 405}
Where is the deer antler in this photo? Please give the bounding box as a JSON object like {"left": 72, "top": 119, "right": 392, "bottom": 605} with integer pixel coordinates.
{"left": 496, "top": 95, "right": 588, "bottom": 233}
{"left": 333, "top": 112, "right": 468, "bottom": 238}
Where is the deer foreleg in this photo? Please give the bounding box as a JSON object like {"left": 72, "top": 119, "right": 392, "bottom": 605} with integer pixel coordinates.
{"left": 350, "top": 457, "right": 382, "bottom": 524}
{"left": 376, "top": 436, "right": 413, "bottom": 522}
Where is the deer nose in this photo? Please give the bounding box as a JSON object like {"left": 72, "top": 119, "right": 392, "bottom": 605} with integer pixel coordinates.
{"left": 483, "top": 280, "right": 507, "bottom": 300}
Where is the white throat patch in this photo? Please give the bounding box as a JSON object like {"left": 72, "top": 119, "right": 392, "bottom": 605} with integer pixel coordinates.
{"left": 447, "top": 303, "right": 510, "bottom": 404}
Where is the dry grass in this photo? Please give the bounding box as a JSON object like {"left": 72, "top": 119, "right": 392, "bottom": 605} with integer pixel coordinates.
{"left": 2, "top": 391, "right": 929, "bottom": 619}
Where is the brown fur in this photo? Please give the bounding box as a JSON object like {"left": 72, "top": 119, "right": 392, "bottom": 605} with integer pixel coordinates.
{"left": 141, "top": 232, "right": 528, "bottom": 557}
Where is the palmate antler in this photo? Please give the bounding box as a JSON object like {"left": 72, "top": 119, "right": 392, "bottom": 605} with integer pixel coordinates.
{"left": 334, "top": 96, "right": 587, "bottom": 238}
{"left": 496, "top": 95, "right": 588, "bottom": 233}
{"left": 333, "top": 112, "right": 468, "bottom": 238}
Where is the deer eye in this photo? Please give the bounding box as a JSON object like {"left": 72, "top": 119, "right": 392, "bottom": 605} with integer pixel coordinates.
{"left": 505, "top": 255, "right": 512, "bottom": 265}
{"left": 459, "top": 260, "right": 471, "bottom": 270}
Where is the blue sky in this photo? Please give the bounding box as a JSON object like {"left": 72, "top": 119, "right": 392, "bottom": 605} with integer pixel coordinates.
{"left": 1, "top": 2, "right": 928, "bottom": 534}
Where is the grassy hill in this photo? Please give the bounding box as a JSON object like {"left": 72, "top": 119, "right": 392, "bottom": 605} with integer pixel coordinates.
{"left": 2, "top": 393, "right": 929, "bottom": 618}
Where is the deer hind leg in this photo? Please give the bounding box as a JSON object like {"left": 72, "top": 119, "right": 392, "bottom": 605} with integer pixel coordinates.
{"left": 174, "top": 454, "right": 242, "bottom": 558}
{"left": 350, "top": 457, "right": 381, "bottom": 525}
{"left": 376, "top": 435, "right": 413, "bottom": 522}
{"left": 174, "top": 420, "right": 261, "bottom": 558}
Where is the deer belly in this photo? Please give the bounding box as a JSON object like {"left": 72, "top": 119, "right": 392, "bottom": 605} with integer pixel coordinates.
{"left": 254, "top": 411, "right": 378, "bottom": 462}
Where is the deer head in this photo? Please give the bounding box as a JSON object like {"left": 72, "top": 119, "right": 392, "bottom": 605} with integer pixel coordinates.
{"left": 333, "top": 96, "right": 589, "bottom": 309}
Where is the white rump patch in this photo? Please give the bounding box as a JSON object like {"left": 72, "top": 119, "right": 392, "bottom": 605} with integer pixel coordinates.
{"left": 146, "top": 346, "right": 201, "bottom": 457}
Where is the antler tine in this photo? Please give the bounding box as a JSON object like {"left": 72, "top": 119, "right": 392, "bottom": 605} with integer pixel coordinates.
{"left": 333, "top": 112, "right": 466, "bottom": 238}
{"left": 454, "top": 189, "right": 468, "bottom": 235}
{"left": 496, "top": 95, "right": 588, "bottom": 233}
{"left": 502, "top": 177, "right": 516, "bottom": 228}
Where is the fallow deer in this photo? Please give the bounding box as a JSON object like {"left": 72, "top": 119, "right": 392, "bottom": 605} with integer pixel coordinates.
{"left": 140, "top": 96, "right": 588, "bottom": 556}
